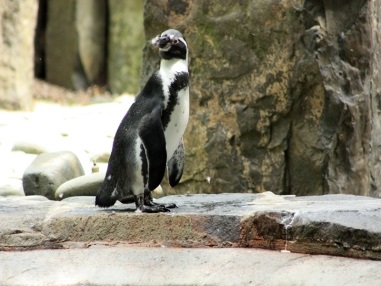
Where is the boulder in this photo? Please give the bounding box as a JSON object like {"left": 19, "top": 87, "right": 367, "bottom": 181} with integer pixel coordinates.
{"left": 0, "top": 0, "right": 37, "bottom": 110}
{"left": 55, "top": 172, "right": 105, "bottom": 200}
{"left": 142, "top": 0, "right": 381, "bottom": 197}
{"left": 22, "top": 151, "right": 85, "bottom": 200}
{"left": 108, "top": 0, "right": 144, "bottom": 94}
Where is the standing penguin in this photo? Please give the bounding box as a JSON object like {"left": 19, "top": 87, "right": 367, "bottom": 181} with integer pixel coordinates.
{"left": 95, "top": 29, "right": 189, "bottom": 213}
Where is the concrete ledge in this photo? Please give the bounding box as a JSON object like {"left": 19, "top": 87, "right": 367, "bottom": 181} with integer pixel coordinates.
{"left": 1, "top": 192, "right": 381, "bottom": 260}
{"left": 2, "top": 247, "right": 381, "bottom": 286}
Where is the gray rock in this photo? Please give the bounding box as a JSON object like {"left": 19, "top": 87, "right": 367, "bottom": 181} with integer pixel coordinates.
{"left": 22, "top": 151, "right": 85, "bottom": 200}
{"left": 0, "top": 0, "right": 37, "bottom": 110}
{"left": 108, "top": 0, "right": 144, "bottom": 94}
{"left": 0, "top": 179, "right": 24, "bottom": 197}
{"left": 55, "top": 172, "right": 105, "bottom": 200}
{"left": 142, "top": 0, "right": 381, "bottom": 198}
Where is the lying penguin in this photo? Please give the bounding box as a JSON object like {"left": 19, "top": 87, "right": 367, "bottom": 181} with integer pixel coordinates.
{"left": 95, "top": 29, "right": 189, "bottom": 213}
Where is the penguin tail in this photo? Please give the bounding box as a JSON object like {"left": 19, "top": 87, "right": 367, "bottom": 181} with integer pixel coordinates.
{"left": 95, "top": 192, "right": 117, "bottom": 208}
{"left": 95, "top": 178, "right": 118, "bottom": 208}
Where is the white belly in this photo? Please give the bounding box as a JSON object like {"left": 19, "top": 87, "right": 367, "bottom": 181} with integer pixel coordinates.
{"left": 164, "top": 86, "right": 189, "bottom": 161}
{"left": 131, "top": 137, "right": 145, "bottom": 195}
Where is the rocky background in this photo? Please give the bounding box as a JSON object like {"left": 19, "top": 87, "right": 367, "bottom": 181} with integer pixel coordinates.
{"left": 1, "top": 0, "right": 381, "bottom": 199}
{"left": 1, "top": 0, "right": 144, "bottom": 111}
{"left": 143, "top": 0, "right": 381, "bottom": 198}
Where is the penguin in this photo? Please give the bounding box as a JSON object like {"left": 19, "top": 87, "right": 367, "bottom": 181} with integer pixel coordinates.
{"left": 95, "top": 29, "right": 189, "bottom": 213}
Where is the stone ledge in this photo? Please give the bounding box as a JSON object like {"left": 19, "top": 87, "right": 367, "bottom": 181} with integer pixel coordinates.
{"left": 2, "top": 247, "right": 381, "bottom": 286}
{"left": 0, "top": 192, "right": 380, "bottom": 260}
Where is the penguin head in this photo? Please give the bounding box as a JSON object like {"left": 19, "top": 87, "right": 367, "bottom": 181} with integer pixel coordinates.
{"left": 151, "top": 29, "right": 188, "bottom": 60}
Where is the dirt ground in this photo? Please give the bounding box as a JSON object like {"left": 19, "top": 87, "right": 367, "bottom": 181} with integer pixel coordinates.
{"left": 32, "top": 79, "right": 115, "bottom": 106}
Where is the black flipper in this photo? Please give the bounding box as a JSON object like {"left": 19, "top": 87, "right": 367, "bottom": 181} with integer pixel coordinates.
{"left": 138, "top": 106, "right": 167, "bottom": 191}
{"left": 167, "top": 138, "right": 185, "bottom": 187}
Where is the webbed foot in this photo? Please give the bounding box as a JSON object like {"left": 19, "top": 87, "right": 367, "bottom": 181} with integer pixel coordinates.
{"left": 143, "top": 190, "right": 177, "bottom": 209}
{"left": 136, "top": 204, "right": 170, "bottom": 213}
{"left": 135, "top": 193, "right": 171, "bottom": 213}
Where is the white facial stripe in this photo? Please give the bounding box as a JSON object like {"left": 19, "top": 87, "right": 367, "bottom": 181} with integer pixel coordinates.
{"left": 159, "top": 43, "right": 171, "bottom": 52}
{"left": 178, "top": 38, "right": 187, "bottom": 48}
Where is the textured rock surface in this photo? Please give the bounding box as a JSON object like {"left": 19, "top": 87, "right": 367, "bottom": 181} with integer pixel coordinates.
{"left": 1, "top": 193, "right": 380, "bottom": 260}
{"left": 22, "top": 151, "right": 85, "bottom": 200}
{"left": 0, "top": 0, "right": 37, "bottom": 110}
{"left": 142, "top": 0, "right": 381, "bottom": 198}
{"left": 2, "top": 247, "right": 381, "bottom": 286}
{"left": 108, "top": 0, "right": 144, "bottom": 94}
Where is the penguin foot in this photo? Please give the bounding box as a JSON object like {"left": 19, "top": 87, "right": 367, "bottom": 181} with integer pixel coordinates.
{"left": 136, "top": 204, "right": 170, "bottom": 213}
{"left": 135, "top": 194, "right": 171, "bottom": 213}
{"left": 165, "top": 203, "right": 177, "bottom": 208}
{"left": 146, "top": 200, "right": 177, "bottom": 209}
{"left": 143, "top": 190, "right": 177, "bottom": 209}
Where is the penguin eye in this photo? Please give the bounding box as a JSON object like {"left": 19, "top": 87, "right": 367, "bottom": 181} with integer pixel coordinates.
{"left": 173, "top": 39, "right": 179, "bottom": 44}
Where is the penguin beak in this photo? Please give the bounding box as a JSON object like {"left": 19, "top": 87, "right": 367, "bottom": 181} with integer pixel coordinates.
{"left": 151, "top": 35, "right": 172, "bottom": 51}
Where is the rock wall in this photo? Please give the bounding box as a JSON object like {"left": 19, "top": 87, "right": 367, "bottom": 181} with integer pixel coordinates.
{"left": 142, "top": 0, "right": 381, "bottom": 197}
{"left": 0, "top": 0, "right": 37, "bottom": 110}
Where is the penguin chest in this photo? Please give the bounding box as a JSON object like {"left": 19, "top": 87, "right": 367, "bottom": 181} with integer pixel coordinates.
{"left": 164, "top": 86, "right": 189, "bottom": 160}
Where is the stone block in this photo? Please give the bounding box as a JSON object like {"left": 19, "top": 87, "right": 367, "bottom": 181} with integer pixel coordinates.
{"left": 22, "top": 151, "right": 85, "bottom": 200}
{"left": 1, "top": 192, "right": 381, "bottom": 260}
